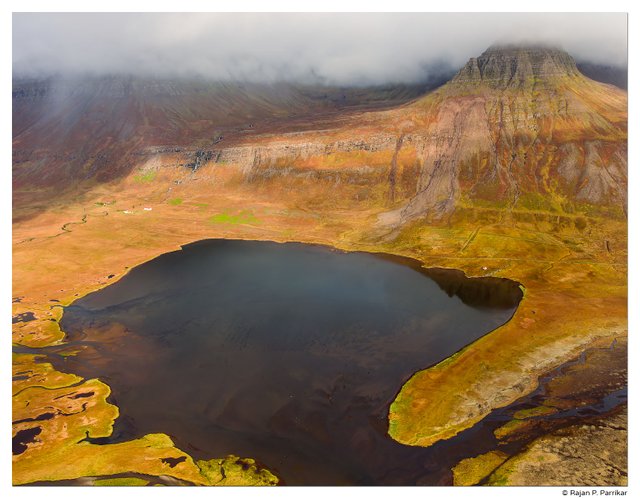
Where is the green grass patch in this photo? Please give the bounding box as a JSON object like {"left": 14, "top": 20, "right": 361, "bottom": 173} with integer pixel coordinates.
{"left": 280, "top": 228, "right": 297, "bottom": 238}
{"left": 513, "top": 405, "right": 558, "bottom": 420}
{"left": 494, "top": 419, "right": 528, "bottom": 439}
{"left": 58, "top": 350, "right": 80, "bottom": 357}
{"left": 134, "top": 170, "right": 157, "bottom": 183}
{"left": 516, "top": 192, "right": 559, "bottom": 212}
{"left": 94, "top": 477, "right": 149, "bottom": 486}
{"left": 452, "top": 450, "right": 509, "bottom": 486}
{"left": 487, "top": 471, "right": 512, "bottom": 486}
{"left": 197, "top": 456, "right": 278, "bottom": 485}
{"left": 168, "top": 197, "right": 183, "bottom": 206}
{"left": 209, "top": 210, "right": 261, "bottom": 225}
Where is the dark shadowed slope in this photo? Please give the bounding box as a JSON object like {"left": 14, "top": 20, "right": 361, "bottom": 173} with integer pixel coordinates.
{"left": 576, "top": 62, "right": 627, "bottom": 90}
{"left": 12, "top": 75, "right": 452, "bottom": 221}
{"left": 12, "top": 77, "right": 441, "bottom": 185}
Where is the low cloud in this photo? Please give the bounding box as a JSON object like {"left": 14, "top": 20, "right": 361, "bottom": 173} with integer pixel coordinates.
{"left": 13, "top": 12, "right": 628, "bottom": 85}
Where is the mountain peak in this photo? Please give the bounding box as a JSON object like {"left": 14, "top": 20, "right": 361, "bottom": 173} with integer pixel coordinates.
{"left": 451, "top": 44, "right": 580, "bottom": 89}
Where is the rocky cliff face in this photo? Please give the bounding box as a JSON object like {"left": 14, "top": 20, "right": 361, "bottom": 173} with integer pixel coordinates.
{"left": 451, "top": 45, "right": 581, "bottom": 88}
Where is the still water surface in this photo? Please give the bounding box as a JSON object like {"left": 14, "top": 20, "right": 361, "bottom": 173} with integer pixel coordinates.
{"left": 59, "top": 239, "right": 522, "bottom": 485}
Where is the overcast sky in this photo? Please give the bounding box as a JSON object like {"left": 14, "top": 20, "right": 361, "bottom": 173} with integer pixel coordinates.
{"left": 12, "top": 12, "right": 628, "bottom": 85}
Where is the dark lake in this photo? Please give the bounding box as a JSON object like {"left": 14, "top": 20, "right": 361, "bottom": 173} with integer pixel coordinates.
{"left": 58, "top": 239, "right": 522, "bottom": 485}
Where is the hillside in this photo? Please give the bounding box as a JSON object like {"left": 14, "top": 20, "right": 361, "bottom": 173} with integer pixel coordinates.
{"left": 398, "top": 45, "right": 627, "bottom": 221}
{"left": 12, "top": 76, "right": 437, "bottom": 188}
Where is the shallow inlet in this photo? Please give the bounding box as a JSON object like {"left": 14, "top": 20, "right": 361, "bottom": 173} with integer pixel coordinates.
{"left": 58, "top": 239, "right": 522, "bottom": 485}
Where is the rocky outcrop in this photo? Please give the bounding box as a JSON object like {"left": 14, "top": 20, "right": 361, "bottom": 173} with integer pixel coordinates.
{"left": 451, "top": 45, "right": 581, "bottom": 89}
{"left": 184, "top": 150, "right": 213, "bottom": 172}
{"left": 216, "top": 135, "right": 398, "bottom": 179}
{"left": 487, "top": 407, "right": 627, "bottom": 486}
{"left": 400, "top": 97, "right": 492, "bottom": 221}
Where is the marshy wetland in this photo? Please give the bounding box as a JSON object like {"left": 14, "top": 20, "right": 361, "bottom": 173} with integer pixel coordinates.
{"left": 52, "top": 239, "right": 522, "bottom": 484}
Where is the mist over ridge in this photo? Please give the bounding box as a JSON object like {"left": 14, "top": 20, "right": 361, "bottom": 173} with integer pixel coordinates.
{"left": 13, "top": 12, "right": 627, "bottom": 86}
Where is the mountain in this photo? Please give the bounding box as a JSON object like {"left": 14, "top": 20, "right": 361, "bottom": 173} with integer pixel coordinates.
{"left": 13, "top": 45, "right": 626, "bottom": 227}
{"left": 182, "top": 45, "right": 625, "bottom": 226}
{"left": 393, "top": 45, "right": 627, "bottom": 222}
